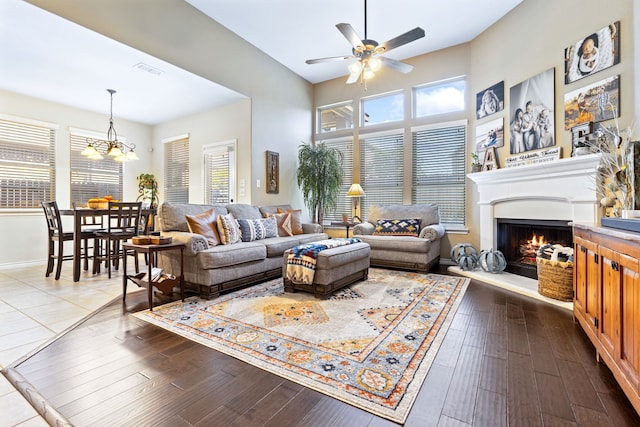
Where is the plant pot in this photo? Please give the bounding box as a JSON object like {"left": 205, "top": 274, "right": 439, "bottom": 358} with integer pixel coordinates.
{"left": 471, "top": 164, "right": 482, "bottom": 173}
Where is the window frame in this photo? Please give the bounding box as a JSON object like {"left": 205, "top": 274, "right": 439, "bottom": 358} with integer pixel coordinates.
{"left": 317, "top": 101, "right": 354, "bottom": 134}
{"left": 412, "top": 76, "right": 467, "bottom": 119}
{"left": 0, "top": 114, "right": 58, "bottom": 211}
{"left": 360, "top": 90, "right": 405, "bottom": 127}
{"left": 163, "top": 134, "right": 190, "bottom": 204}
{"left": 203, "top": 140, "right": 237, "bottom": 205}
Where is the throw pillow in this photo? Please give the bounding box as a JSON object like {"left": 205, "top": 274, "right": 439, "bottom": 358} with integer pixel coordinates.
{"left": 236, "top": 217, "right": 278, "bottom": 242}
{"left": 372, "top": 218, "right": 422, "bottom": 237}
{"left": 277, "top": 208, "right": 304, "bottom": 234}
{"left": 271, "top": 212, "right": 293, "bottom": 237}
{"left": 216, "top": 213, "right": 241, "bottom": 244}
{"left": 185, "top": 208, "right": 221, "bottom": 247}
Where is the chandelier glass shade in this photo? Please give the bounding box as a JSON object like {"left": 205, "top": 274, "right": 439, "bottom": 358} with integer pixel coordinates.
{"left": 82, "top": 89, "right": 138, "bottom": 162}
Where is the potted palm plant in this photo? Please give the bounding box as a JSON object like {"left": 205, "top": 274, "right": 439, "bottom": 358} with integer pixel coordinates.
{"left": 136, "top": 173, "right": 159, "bottom": 208}
{"left": 297, "top": 142, "right": 343, "bottom": 225}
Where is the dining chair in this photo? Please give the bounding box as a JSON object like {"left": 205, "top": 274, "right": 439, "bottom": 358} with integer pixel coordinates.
{"left": 41, "top": 201, "right": 97, "bottom": 280}
{"left": 94, "top": 201, "right": 142, "bottom": 278}
{"left": 72, "top": 202, "right": 105, "bottom": 271}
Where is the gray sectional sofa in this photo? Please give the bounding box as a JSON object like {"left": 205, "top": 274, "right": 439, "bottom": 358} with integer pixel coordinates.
{"left": 352, "top": 204, "right": 445, "bottom": 272}
{"left": 154, "top": 202, "right": 327, "bottom": 299}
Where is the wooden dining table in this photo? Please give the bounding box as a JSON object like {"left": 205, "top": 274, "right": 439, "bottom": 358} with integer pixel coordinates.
{"left": 60, "top": 207, "right": 156, "bottom": 282}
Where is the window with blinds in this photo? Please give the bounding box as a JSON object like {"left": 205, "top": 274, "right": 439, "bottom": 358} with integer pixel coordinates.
{"left": 70, "top": 133, "right": 122, "bottom": 204}
{"left": 204, "top": 143, "right": 236, "bottom": 204}
{"left": 0, "top": 117, "right": 56, "bottom": 209}
{"left": 360, "top": 132, "right": 404, "bottom": 220}
{"left": 164, "top": 137, "right": 189, "bottom": 203}
{"left": 321, "top": 138, "right": 353, "bottom": 222}
{"left": 412, "top": 122, "right": 466, "bottom": 226}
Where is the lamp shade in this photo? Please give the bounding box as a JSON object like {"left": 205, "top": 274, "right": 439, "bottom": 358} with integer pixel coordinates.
{"left": 347, "top": 183, "right": 365, "bottom": 197}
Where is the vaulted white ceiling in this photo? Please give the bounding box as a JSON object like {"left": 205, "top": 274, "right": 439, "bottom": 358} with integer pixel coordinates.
{"left": 0, "top": 0, "right": 523, "bottom": 125}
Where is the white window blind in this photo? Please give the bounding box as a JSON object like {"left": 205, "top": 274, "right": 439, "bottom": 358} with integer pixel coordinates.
{"left": 360, "top": 132, "right": 404, "bottom": 220}
{"left": 412, "top": 123, "right": 466, "bottom": 226}
{"left": 0, "top": 118, "right": 56, "bottom": 209}
{"left": 164, "top": 137, "right": 189, "bottom": 203}
{"left": 321, "top": 138, "right": 353, "bottom": 222}
{"left": 70, "top": 133, "right": 122, "bottom": 204}
{"left": 204, "top": 143, "right": 236, "bottom": 204}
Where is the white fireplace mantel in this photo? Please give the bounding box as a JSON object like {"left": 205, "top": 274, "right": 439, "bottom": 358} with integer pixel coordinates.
{"left": 468, "top": 154, "right": 601, "bottom": 250}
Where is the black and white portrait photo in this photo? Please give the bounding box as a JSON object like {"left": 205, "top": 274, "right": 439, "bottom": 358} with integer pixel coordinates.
{"left": 509, "top": 68, "right": 555, "bottom": 154}
{"left": 564, "top": 21, "right": 620, "bottom": 84}
{"left": 476, "top": 81, "right": 504, "bottom": 120}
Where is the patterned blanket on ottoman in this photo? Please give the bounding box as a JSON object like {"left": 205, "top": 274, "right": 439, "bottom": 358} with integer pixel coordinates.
{"left": 286, "top": 238, "right": 361, "bottom": 284}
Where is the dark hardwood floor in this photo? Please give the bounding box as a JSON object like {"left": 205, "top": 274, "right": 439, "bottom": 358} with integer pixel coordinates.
{"left": 10, "top": 273, "right": 640, "bottom": 426}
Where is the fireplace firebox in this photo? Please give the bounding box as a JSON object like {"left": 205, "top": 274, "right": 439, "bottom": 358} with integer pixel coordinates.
{"left": 496, "top": 218, "right": 573, "bottom": 279}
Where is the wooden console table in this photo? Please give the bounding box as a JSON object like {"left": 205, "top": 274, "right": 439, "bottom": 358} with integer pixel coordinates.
{"left": 122, "top": 242, "right": 185, "bottom": 311}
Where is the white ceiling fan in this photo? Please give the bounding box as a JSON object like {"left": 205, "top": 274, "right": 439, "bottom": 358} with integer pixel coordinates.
{"left": 305, "top": 0, "right": 425, "bottom": 84}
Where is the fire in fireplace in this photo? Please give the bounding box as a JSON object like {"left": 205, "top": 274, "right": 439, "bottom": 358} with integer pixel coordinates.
{"left": 496, "top": 218, "right": 572, "bottom": 279}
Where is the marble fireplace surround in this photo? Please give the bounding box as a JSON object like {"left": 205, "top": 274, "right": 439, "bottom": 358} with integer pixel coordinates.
{"left": 451, "top": 153, "right": 602, "bottom": 310}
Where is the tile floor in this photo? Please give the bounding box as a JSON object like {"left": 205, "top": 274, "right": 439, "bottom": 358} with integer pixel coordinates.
{"left": 0, "top": 262, "right": 140, "bottom": 426}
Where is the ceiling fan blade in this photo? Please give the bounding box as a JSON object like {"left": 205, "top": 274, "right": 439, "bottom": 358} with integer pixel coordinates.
{"left": 379, "top": 57, "right": 414, "bottom": 73}
{"left": 346, "top": 69, "right": 361, "bottom": 84}
{"left": 306, "top": 55, "right": 354, "bottom": 64}
{"left": 336, "top": 23, "right": 364, "bottom": 51}
{"left": 376, "top": 27, "right": 425, "bottom": 53}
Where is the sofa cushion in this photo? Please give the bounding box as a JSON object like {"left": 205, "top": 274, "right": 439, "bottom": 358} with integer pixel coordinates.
{"left": 237, "top": 217, "right": 278, "bottom": 242}
{"left": 367, "top": 204, "right": 440, "bottom": 229}
{"left": 277, "top": 208, "right": 303, "bottom": 234}
{"left": 198, "top": 242, "right": 266, "bottom": 269}
{"left": 356, "top": 234, "right": 432, "bottom": 253}
{"left": 259, "top": 204, "right": 293, "bottom": 217}
{"left": 217, "top": 213, "right": 241, "bottom": 244}
{"left": 270, "top": 212, "right": 293, "bottom": 237}
{"left": 185, "top": 208, "right": 221, "bottom": 247}
{"left": 373, "top": 218, "right": 421, "bottom": 237}
{"left": 226, "top": 204, "right": 262, "bottom": 219}
{"left": 261, "top": 235, "right": 302, "bottom": 258}
{"left": 158, "top": 202, "right": 227, "bottom": 232}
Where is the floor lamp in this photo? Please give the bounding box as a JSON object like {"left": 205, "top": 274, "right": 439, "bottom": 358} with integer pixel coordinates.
{"left": 347, "top": 183, "right": 365, "bottom": 222}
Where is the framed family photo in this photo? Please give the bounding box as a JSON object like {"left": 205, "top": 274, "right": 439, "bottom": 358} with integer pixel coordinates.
{"left": 563, "top": 74, "right": 620, "bottom": 130}
{"left": 475, "top": 117, "right": 504, "bottom": 152}
{"left": 266, "top": 151, "right": 279, "bottom": 194}
{"left": 509, "top": 68, "right": 555, "bottom": 154}
{"left": 564, "top": 21, "right": 620, "bottom": 84}
{"left": 476, "top": 81, "right": 504, "bottom": 120}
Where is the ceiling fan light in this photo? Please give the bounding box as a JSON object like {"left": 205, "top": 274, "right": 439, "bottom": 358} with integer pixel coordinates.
{"left": 363, "top": 68, "right": 375, "bottom": 80}
{"left": 348, "top": 61, "right": 363, "bottom": 74}
{"left": 369, "top": 57, "right": 382, "bottom": 72}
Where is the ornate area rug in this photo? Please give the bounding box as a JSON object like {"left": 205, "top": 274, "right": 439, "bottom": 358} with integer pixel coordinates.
{"left": 133, "top": 268, "right": 469, "bottom": 423}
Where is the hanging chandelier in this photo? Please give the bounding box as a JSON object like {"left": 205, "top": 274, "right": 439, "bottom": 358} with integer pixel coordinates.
{"left": 82, "top": 89, "right": 139, "bottom": 162}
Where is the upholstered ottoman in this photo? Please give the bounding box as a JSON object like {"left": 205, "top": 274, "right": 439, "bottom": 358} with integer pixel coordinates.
{"left": 282, "top": 241, "right": 370, "bottom": 298}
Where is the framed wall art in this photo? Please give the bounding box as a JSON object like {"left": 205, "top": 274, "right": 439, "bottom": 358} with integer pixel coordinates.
{"left": 509, "top": 67, "right": 555, "bottom": 154}
{"left": 476, "top": 81, "right": 504, "bottom": 119}
{"left": 563, "top": 74, "right": 620, "bottom": 130}
{"left": 475, "top": 117, "right": 504, "bottom": 152}
{"left": 564, "top": 21, "right": 620, "bottom": 84}
{"left": 266, "top": 150, "right": 279, "bottom": 194}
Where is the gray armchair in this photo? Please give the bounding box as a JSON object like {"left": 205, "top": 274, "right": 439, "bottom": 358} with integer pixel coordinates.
{"left": 353, "top": 204, "right": 445, "bottom": 272}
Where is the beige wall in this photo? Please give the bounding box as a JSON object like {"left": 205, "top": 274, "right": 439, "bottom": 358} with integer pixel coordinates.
{"left": 0, "top": 90, "right": 153, "bottom": 266}
{"left": 313, "top": 0, "right": 636, "bottom": 258}
{"left": 152, "top": 99, "right": 252, "bottom": 204}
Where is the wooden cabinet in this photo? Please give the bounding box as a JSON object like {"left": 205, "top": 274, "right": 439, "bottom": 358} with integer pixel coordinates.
{"left": 573, "top": 224, "right": 640, "bottom": 414}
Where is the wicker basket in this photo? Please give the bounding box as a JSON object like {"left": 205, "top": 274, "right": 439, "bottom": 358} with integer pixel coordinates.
{"left": 536, "top": 257, "right": 574, "bottom": 301}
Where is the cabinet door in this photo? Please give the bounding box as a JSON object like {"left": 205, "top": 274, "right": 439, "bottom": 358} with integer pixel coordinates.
{"left": 574, "top": 235, "right": 599, "bottom": 338}
{"left": 618, "top": 252, "right": 640, "bottom": 393}
{"left": 599, "top": 246, "right": 620, "bottom": 360}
